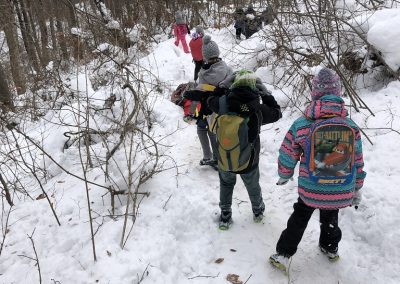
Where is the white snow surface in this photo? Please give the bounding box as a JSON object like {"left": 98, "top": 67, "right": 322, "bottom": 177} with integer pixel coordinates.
{"left": 367, "top": 8, "right": 400, "bottom": 71}
{"left": 1, "top": 28, "right": 400, "bottom": 284}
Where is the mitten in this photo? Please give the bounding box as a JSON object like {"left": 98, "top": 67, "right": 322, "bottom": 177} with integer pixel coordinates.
{"left": 261, "top": 94, "right": 280, "bottom": 108}
{"left": 352, "top": 190, "right": 362, "bottom": 209}
{"left": 276, "top": 177, "right": 290, "bottom": 185}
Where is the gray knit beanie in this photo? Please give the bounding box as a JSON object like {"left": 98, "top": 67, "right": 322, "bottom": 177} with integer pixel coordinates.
{"left": 195, "top": 26, "right": 204, "bottom": 36}
{"left": 175, "top": 11, "right": 185, "bottom": 24}
{"left": 202, "top": 35, "right": 220, "bottom": 61}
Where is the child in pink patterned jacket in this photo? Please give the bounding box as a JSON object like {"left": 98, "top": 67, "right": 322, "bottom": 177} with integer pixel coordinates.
{"left": 269, "top": 68, "right": 366, "bottom": 274}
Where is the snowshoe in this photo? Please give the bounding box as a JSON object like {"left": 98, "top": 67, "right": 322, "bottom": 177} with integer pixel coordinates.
{"left": 319, "top": 246, "right": 340, "bottom": 262}
{"left": 269, "top": 254, "right": 290, "bottom": 275}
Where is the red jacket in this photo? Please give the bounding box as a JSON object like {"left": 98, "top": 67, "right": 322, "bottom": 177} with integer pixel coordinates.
{"left": 173, "top": 24, "right": 189, "bottom": 38}
{"left": 189, "top": 37, "right": 203, "bottom": 61}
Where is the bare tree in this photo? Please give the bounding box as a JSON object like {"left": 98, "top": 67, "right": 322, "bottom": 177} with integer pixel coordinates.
{"left": 0, "top": 0, "right": 26, "bottom": 94}
{"left": 0, "top": 63, "right": 13, "bottom": 111}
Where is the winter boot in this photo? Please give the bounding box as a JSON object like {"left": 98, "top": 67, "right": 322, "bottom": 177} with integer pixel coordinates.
{"left": 253, "top": 202, "right": 265, "bottom": 223}
{"left": 269, "top": 253, "right": 291, "bottom": 274}
{"left": 218, "top": 211, "right": 233, "bottom": 230}
{"left": 253, "top": 212, "right": 264, "bottom": 223}
{"left": 319, "top": 246, "right": 340, "bottom": 262}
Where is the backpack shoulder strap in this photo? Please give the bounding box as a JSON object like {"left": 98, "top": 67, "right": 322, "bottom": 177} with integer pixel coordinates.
{"left": 198, "top": 83, "right": 216, "bottom": 92}
{"left": 218, "top": 95, "right": 228, "bottom": 115}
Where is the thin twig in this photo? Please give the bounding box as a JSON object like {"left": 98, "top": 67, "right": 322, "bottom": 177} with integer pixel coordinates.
{"left": 163, "top": 194, "right": 172, "bottom": 210}
{"left": 0, "top": 174, "right": 13, "bottom": 206}
{"left": 137, "top": 263, "right": 150, "bottom": 283}
{"left": 188, "top": 272, "right": 220, "bottom": 280}
{"left": 0, "top": 202, "right": 12, "bottom": 256}
{"left": 8, "top": 131, "right": 61, "bottom": 226}
{"left": 27, "top": 229, "right": 42, "bottom": 284}
{"left": 244, "top": 274, "right": 253, "bottom": 284}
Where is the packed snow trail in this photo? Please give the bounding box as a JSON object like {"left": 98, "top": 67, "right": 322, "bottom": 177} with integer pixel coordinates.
{"left": 1, "top": 28, "right": 399, "bottom": 284}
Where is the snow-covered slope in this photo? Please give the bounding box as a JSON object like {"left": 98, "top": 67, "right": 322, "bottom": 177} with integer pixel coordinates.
{"left": 1, "top": 28, "right": 400, "bottom": 284}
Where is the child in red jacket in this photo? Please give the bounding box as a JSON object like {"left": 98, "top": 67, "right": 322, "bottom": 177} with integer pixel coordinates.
{"left": 173, "top": 11, "right": 190, "bottom": 53}
{"left": 189, "top": 26, "right": 205, "bottom": 82}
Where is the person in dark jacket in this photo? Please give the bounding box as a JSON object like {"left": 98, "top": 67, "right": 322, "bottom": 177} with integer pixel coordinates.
{"left": 207, "top": 70, "right": 282, "bottom": 229}
{"left": 243, "top": 4, "right": 259, "bottom": 39}
{"left": 234, "top": 7, "right": 245, "bottom": 40}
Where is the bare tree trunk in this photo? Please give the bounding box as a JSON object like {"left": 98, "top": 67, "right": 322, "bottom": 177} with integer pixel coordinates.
{"left": 0, "top": 0, "right": 26, "bottom": 94}
{"left": 49, "top": 16, "right": 57, "bottom": 56}
{"left": 13, "top": 0, "right": 41, "bottom": 73}
{"left": 64, "top": 0, "right": 78, "bottom": 29}
{"left": 23, "top": 0, "right": 45, "bottom": 63}
{"left": 36, "top": 0, "right": 51, "bottom": 66}
{"left": 55, "top": 20, "right": 69, "bottom": 61}
{"left": 0, "top": 63, "right": 14, "bottom": 111}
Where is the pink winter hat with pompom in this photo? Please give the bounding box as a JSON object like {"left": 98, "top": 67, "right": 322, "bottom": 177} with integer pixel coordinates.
{"left": 311, "top": 68, "right": 341, "bottom": 100}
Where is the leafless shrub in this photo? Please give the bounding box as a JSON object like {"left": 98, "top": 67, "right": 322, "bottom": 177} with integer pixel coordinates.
{"left": 255, "top": 0, "right": 399, "bottom": 114}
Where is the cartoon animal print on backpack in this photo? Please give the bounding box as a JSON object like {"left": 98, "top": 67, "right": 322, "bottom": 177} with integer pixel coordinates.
{"left": 306, "top": 117, "right": 356, "bottom": 186}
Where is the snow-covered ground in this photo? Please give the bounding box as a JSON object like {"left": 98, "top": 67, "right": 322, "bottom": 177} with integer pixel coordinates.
{"left": 1, "top": 25, "right": 400, "bottom": 284}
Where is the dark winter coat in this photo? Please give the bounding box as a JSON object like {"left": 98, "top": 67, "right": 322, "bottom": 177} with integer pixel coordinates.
{"left": 234, "top": 9, "right": 245, "bottom": 30}
{"left": 207, "top": 86, "right": 282, "bottom": 173}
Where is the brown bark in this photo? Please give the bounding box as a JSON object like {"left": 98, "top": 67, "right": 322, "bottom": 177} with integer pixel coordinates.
{"left": 64, "top": 0, "right": 78, "bottom": 29}
{"left": 49, "top": 16, "right": 57, "bottom": 56}
{"left": 22, "top": 0, "right": 46, "bottom": 68}
{"left": 0, "top": 0, "right": 26, "bottom": 94}
{"left": 36, "top": 0, "right": 51, "bottom": 66}
{"left": 0, "top": 63, "right": 14, "bottom": 111}
{"left": 55, "top": 20, "right": 69, "bottom": 61}
{"left": 13, "top": 0, "right": 41, "bottom": 73}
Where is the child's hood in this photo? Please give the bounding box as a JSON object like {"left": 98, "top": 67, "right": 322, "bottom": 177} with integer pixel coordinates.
{"left": 304, "top": 94, "right": 348, "bottom": 120}
{"left": 198, "top": 60, "right": 233, "bottom": 87}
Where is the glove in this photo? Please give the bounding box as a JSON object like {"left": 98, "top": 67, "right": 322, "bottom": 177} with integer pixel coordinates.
{"left": 276, "top": 177, "right": 290, "bottom": 185}
{"left": 183, "top": 115, "right": 194, "bottom": 123}
{"left": 352, "top": 190, "right": 362, "bottom": 209}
